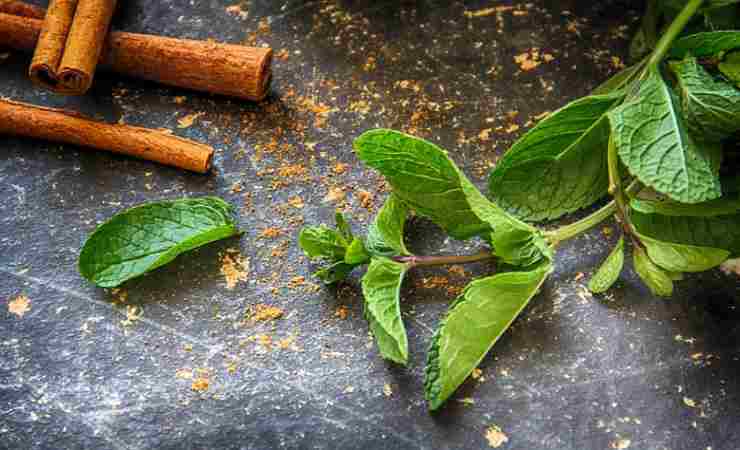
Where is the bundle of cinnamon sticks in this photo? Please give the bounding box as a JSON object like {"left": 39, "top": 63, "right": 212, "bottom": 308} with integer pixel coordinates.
{"left": 0, "top": 0, "right": 274, "bottom": 173}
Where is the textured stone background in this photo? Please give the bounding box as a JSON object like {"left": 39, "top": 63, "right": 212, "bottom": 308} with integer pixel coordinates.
{"left": 2, "top": 1, "right": 739, "bottom": 449}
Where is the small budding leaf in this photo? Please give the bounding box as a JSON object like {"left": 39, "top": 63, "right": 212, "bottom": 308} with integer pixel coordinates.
{"left": 298, "top": 225, "right": 348, "bottom": 260}
{"left": 609, "top": 67, "right": 722, "bottom": 204}
{"left": 299, "top": 213, "right": 367, "bottom": 284}
{"left": 361, "top": 258, "right": 409, "bottom": 365}
{"left": 78, "top": 197, "right": 239, "bottom": 288}
{"left": 633, "top": 246, "right": 674, "bottom": 297}
{"left": 314, "top": 261, "right": 356, "bottom": 284}
{"left": 588, "top": 237, "right": 625, "bottom": 294}
{"left": 671, "top": 57, "right": 740, "bottom": 142}
{"left": 366, "top": 194, "right": 411, "bottom": 257}
{"left": 344, "top": 238, "right": 371, "bottom": 265}
{"left": 424, "top": 263, "right": 552, "bottom": 411}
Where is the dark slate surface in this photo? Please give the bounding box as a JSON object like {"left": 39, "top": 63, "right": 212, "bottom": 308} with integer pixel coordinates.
{"left": 1, "top": 1, "right": 740, "bottom": 449}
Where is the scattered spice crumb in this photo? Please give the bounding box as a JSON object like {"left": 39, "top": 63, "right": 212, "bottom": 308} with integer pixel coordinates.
{"left": 7, "top": 294, "right": 30, "bottom": 318}
{"left": 323, "top": 186, "right": 346, "bottom": 203}
{"left": 485, "top": 424, "right": 509, "bottom": 448}
{"left": 357, "top": 190, "right": 374, "bottom": 209}
{"left": 335, "top": 306, "right": 349, "bottom": 320}
{"left": 459, "top": 397, "right": 476, "bottom": 406}
{"left": 288, "top": 196, "right": 304, "bottom": 209}
{"left": 191, "top": 377, "right": 209, "bottom": 392}
{"left": 177, "top": 112, "right": 204, "bottom": 128}
{"left": 471, "top": 368, "right": 483, "bottom": 380}
{"left": 220, "top": 249, "right": 249, "bottom": 289}
{"left": 683, "top": 396, "right": 696, "bottom": 408}
{"left": 226, "top": 4, "right": 248, "bottom": 20}
{"left": 176, "top": 368, "right": 193, "bottom": 379}
{"left": 611, "top": 438, "right": 631, "bottom": 449}
{"left": 252, "top": 303, "right": 284, "bottom": 322}
{"left": 258, "top": 227, "right": 283, "bottom": 239}
{"left": 120, "top": 305, "right": 143, "bottom": 327}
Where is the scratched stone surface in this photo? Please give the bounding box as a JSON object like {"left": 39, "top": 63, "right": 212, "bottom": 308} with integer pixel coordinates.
{"left": 1, "top": 1, "right": 740, "bottom": 449}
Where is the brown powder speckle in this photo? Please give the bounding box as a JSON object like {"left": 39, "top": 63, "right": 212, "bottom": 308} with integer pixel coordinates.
{"left": 7, "top": 294, "right": 30, "bottom": 318}
{"left": 357, "top": 190, "right": 374, "bottom": 209}
{"left": 252, "top": 304, "right": 284, "bottom": 322}
{"left": 191, "top": 377, "right": 209, "bottom": 392}
{"left": 220, "top": 249, "right": 250, "bottom": 289}
{"left": 177, "top": 112, "right": 204, "bottom": 128}
{"left": 335, "top": 306, "right": 349, "bottom": 320}
{"left": 288, "top": 196, "right": 304, "bottom": 209}
{"left": 485, "top": 424, "right": 509, "bottom": 448}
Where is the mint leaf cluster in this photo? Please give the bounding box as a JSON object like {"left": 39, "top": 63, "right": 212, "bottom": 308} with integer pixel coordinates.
{"left": 300, "top": 0, "right": 740, "bottom": 411}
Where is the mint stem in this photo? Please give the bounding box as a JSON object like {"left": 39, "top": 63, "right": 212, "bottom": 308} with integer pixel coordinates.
{"left": 646, "top": 0, "right": 704, "bottom": 69}
{"left": 393, "top": 251, "right": 495, "bottom": 268}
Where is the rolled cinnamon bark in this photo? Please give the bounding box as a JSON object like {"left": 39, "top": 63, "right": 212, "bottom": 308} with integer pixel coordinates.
{"left": 29, "top": 0, "right": 78, "bottom": 92}
{"left": 0, "top": 4, "right": 272, "bottom": 101}
{"left": 58, "top": 0, "right": 117, "bottom": 93}
{"left": 0, "top": 0, "right": 44, "bottom": 19}
{"left": 0, "top": 98, "right": 214, "bottom": 173}
{"left": 29, "top": 0, "right": 116, "bottom": 95}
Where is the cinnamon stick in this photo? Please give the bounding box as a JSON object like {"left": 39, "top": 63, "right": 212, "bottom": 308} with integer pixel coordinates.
{"left": 29, "top": 0, "right": 116, "bottom": 94}
{"left": 0, "top": 98, "right": 214, "bottom": 173}
{"left": 0, "top": 0, "right": 44, "bottom": 19}
{"left": 0, "top": 4, "right": 272, "bottom": 101}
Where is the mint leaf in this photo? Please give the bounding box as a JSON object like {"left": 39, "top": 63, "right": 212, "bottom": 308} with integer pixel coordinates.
{"left": 588, "top": 237, "right": 625, "bottom": 293}
{"left": 630, "top": 197, "right": 740, "bottom": 216}
{"left": 609, "top": 67, "right": 722, "bottom": 204}
{"left": 719, "top": 51, "right": 740, "bottom": 87}
{"left": 298, "top": 225, "right": 348, "bottom": 260}
{"left": 335, "top": 212, "right": 354, "bottom": 243}
{"left": 79, "top": 197, "right": 239, "bottom": 288}
{"left": 633, "top": 246, "right": 674, "bottom": 297}
{"left": 635, "top": 230, "right": 729, "bottom": 272}
{"left": 631, "top": 200, "right": 740, "bottom": 256}
{"left": 593, "top": 60, "right": 647, "bottom": 95}
{"left": 488, "top": 93, "right": 622, "bottom": 221}
{"left": 670, "top": 31, "right": 740, "bottom": 58}
{"left": 361, "top": 258, "right": 409, "bottom": 365}
{"left": 355, "top": 129, "right": 550, "bottom": 266}
{"left": 366, "top": 194, "right": 411, "bottom": 257}
{"left": 314, "top": 261, "right": 356, "bottom": 284}
{"left": 345, "top": 238, "right": 371, "bottom": 265}
{"left": 354, "top": 129, "right": 491, "bottom": 239}
{"left": 671, "top": 57, "right": 740, "bottom": 141}
{"left": 424, "top": 263, "right": 552, "bottom": 410}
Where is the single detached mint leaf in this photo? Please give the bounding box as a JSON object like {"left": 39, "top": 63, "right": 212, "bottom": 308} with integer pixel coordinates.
{"left": 633, "top": 246, "right": 674, "bottom": 297}
{"left": 631, "top": 200, "right": 740, "bottom": 256}
{"left": 635, "top": 230, "right": 729, "bottom": 272}
{"left": 609, "top": 67, "right": 722, "bottom": 204}
{"left": 424, "top": 263, "right": 552, "bottom": 411}
{"left": 354, "top": 129, "right": 491, "bottom": 239}
{"left": 670, "top": 31, "right": 740, "bottom": 58}
{"left": 366, "top": 194, "right": 411, "bottom": 257}
{"left": 79, "top": 197, "right": 239, "bottom": 288}
{"left": 488, "top": 93, "right": 622, "bottom": 221}
{"left": 588, "top": 237, "right": 625, "bottom": 293}
{"left": 671, "top": 57, "right": 740, "bottom": 141}
{"left": 355, "top": 129, "right": 550, "bottom": 267}
{"left": 361, "top": 258, "right": 409, "bottom": 365}
{"left": 298, "top": 225, "right": 348, "bottom": 260}
{"left": 345, "top": 238, "right": 371, "bottom": 265}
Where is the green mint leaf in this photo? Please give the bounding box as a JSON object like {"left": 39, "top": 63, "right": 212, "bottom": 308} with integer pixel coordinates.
{"left": 630, "top": 197, "right": 740, "bottom": 216}
{"left": 670, "top": 31, "right": 740, "bottom": 58}
{"left": 588, "top": 237, "right": 625, "bottom": 293}
{"left": 355, "top": 129, "right": 550, "bottom": 266}
{"left": 630, "top": 201, "right": 740, "bottom": 256}
{"left": 366, "top": 194, "right": 411, "bottom": 257}
{"left": 609, "top": 67, "right": 722, "bottom": 204}
{"left": 298, "top": 225, "right": 348, "bottom": 260}
{"left": 488, "top": 93, "right": 622, "bottom": 221}
{"left": 345, "top": 238, "right": 371, "bottom": 265}
{"left": 635, "top": 230, "right": 730, "bottom": 272}
{"left": 424, "top": 263, "right": 552, "bottom": 411}
{"left": 361, "top": 258, "right": 409, "bottom": 365}
{"left": 335, "top": 212, "right": 354, "bottom": 243}
{"left": 671, "top": 57, "right": 740, "bottom": 141}
{"left": 78, "top": 197, "right": 239, "bottom": 288}
{"left": 314, "top": 261, "right": 356, "bottom": 284}
{"left": 633, "top": 246, "right": 674, "bottom": 297}
{"left": 593, "top": 60, "right": 647, "bottom": 95}
{"left": 719, "top": 51, "right": 740, "bottom": 87}
{"left": 354, "top": 129, "right": 491, "bottom": 239}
